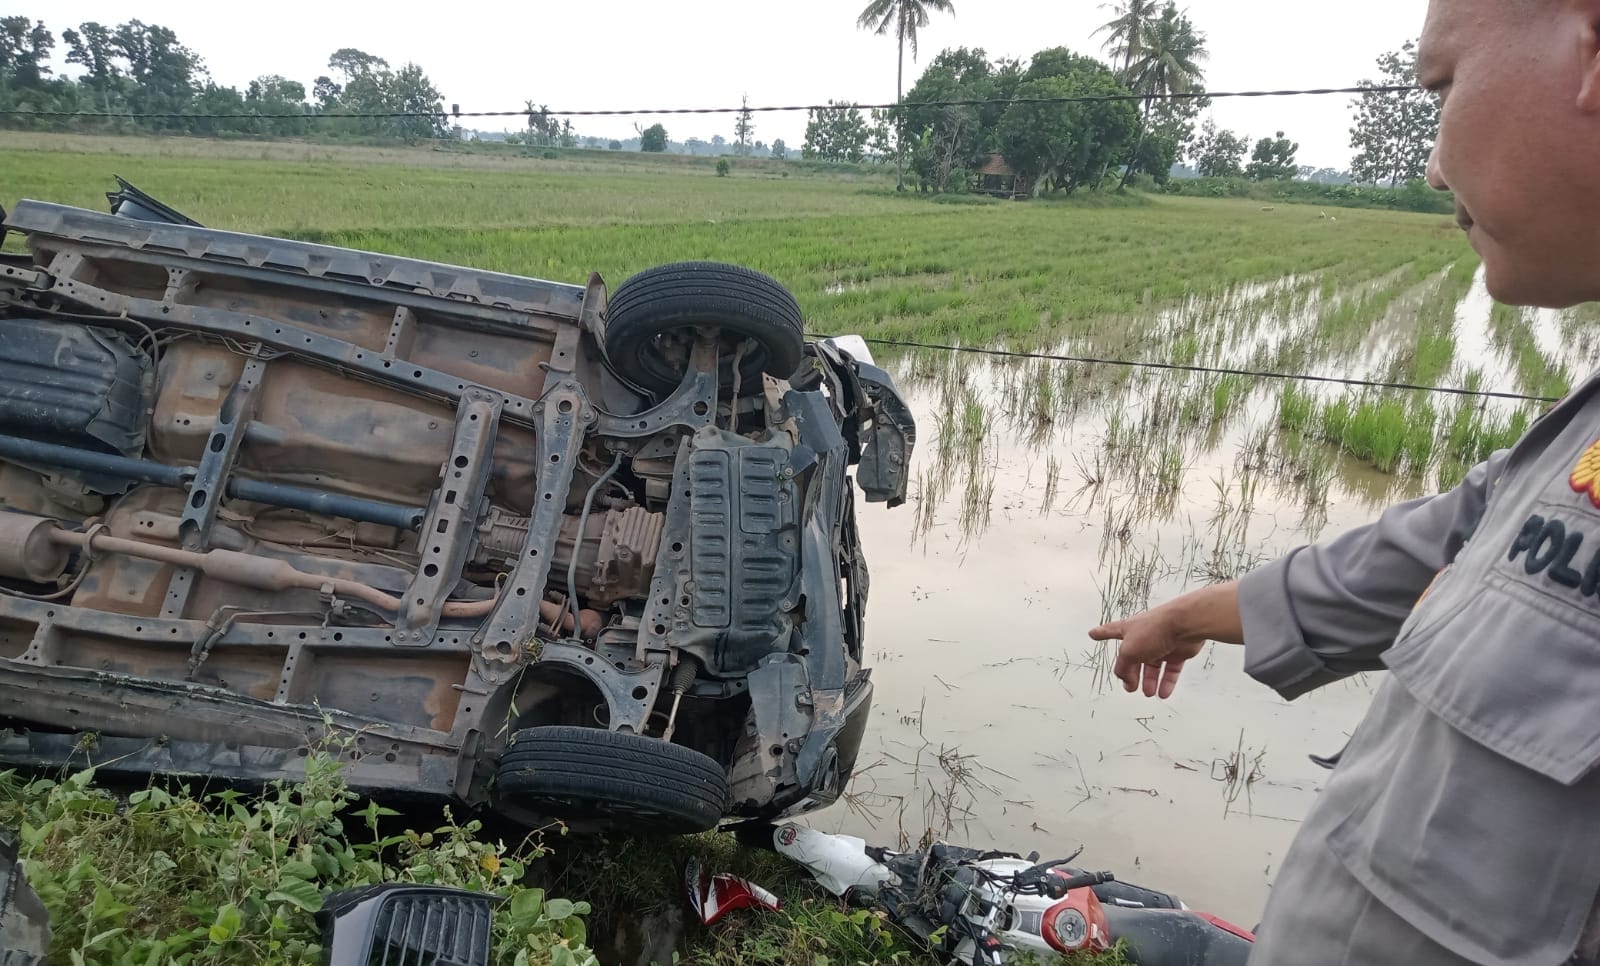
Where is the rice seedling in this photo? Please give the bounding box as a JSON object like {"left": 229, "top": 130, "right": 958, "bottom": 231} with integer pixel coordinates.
{"left": 1069, "top": 451, "right": 1109, "bottom": 510}
{"left": 958, "top": 459, "right": 997, "bottom": 545}
{"left": 1210, "top": 374, "right": 1251, "bottom": 423}
{"left": 1155, "top": 443, "right": 1186, "bottom": 492}
{"left": 1489, "top": 300, "right": 1572, "bottom": 399}
{"left": 1212, "top": 729, "right": 1268, "bottom": 819}
{"left": 1276, "top": 384, "right": 1316, "bottom": 434}
{"left": 1410, "top": 326, "right": 1458, "bottom": 387}
{"left": 1188, "top": 472, "right": 1270, "bottom": 583}
{"left": 1040, "top": 453, "right": 1063, "bottom": 515}
{"left": 911, "top": 464, "right": 947, "bottom": 545}
{"left": 1337, "top": 397, "right": 1410, "bottom": 472}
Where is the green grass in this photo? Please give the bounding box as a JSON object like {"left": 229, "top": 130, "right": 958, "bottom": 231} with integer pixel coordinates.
{"left": 0, "top": 135, "right": 899, "bottom": 233}
{"left": 3, "top": 135, "right": 1469, "bottom": 354}
{"left": 0, "top": 743, "right": 597, "bottom": 966}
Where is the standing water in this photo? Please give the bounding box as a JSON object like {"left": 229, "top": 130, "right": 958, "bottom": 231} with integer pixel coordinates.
{"left": 816, "top": 266, "right": 1600, "bottom": 928}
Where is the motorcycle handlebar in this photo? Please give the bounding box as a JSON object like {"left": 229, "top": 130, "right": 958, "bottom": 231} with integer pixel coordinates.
{"left": 1045, "top": 870, "right": 1115, "bottom": 898}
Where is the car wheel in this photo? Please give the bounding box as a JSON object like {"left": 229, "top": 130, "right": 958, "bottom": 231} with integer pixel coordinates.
{"left": 495, "top": 726, "right": 729, "bottom": 834}
{"left": 603, "top": 261, "right": 805, "bottom": 396}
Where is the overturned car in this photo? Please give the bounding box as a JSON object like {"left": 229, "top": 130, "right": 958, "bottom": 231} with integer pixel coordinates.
{"left": 0, "top": 181, "right": 915, "bottom": 833}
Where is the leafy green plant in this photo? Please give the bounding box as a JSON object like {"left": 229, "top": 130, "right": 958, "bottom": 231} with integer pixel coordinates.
{"left": 0, "top": 728, "right": 595, "bottom": 966}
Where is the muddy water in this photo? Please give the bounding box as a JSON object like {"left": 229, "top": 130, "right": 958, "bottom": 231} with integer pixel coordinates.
{"left": 805, "top": 268, "right": 1599, "bottom": 929}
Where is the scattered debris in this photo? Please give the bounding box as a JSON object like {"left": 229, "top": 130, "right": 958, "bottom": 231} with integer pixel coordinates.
{"left": 683, "top": 857, "right": 782, "bottom": 926}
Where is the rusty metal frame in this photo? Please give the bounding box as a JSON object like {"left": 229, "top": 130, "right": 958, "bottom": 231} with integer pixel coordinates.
{"left": 7, "top": 199, "right": 587, "bottom": 324}
{"left": 471, "top": 322, "right": 588, "bottom": 685}
{"left": 534, "top": 640, "right": 664, "bottom": 735}
{"left": 394, "top": 388, "right": 503, "bottom": 645}
{"left": 163, "top": 357, "right": 265, "bottom": 619}
{"left": 0, "top": 728, "right": 460, "bottom": 799}
{"left": 39, "top": 251, "right": 555, "bottom": 432}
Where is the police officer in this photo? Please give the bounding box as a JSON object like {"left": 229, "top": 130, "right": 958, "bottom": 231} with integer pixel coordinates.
{"left": 1088, "top": 0, "right": 1600, "bottom": 962}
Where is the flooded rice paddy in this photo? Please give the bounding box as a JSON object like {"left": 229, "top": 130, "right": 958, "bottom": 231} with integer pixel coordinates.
{"left": 818, "top": 264, "right": 1600, "bottom": 928}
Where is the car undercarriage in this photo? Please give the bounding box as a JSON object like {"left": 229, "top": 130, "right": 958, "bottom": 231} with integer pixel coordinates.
{"left": 0, "top": 180, "right": 915, "bottom": 833}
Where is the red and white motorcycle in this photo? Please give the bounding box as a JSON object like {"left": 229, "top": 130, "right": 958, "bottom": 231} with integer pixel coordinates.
{"left": 732, "top": 823, "right": 1255, "bottom": 966}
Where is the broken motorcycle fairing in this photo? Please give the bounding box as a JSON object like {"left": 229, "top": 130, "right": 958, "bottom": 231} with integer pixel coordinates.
{"left": 761, "top": 823, "right": 1254, "bottom": 966}
{"left": 684, "top": 856, "right": 783, "bottom": 926}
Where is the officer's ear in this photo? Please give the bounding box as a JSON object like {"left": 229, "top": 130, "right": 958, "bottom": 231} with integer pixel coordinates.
{"left": 1578, "top": 0, "right": 1600, "bottom": 112}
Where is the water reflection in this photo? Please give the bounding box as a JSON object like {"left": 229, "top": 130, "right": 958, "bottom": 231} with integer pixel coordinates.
{"left": 823, "top": 265, "right": 1600, "bottom": 927}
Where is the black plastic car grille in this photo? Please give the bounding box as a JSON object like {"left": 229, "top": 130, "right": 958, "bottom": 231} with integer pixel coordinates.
{"left": 367, "top": 893, "right": 494, "bottom": 966}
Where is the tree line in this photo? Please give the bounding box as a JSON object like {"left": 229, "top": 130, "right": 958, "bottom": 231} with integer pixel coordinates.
{"left": 832, "top": 0, "right": 1441, "bottom": 195}
{"left": 2, "top": 10, "right": 1440, "bottom": 190}
{"left": 0, "top": 16, "right": 450, "bottom": 139}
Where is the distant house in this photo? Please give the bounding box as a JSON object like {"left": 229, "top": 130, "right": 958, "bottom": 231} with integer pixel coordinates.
{"left": 973, "top": 154, "right": 1031, "bottom": 199}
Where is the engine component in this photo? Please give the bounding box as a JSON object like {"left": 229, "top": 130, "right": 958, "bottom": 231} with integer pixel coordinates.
{"left": 0, "top": 318, "right": 152, "bottom": 471}
{"left": 0, "top": 512, "right": 68, "bottom": 583}
{"left": 661, "top": 655, "right": 700, "bottom": 743}
{"left": 588, "top": 505, "right": 666, "bottom": 607}
{"left": 473, "top": 507, "right": 529, "bottom": 563}
{"left": 643, "top": 428, "right": 800, "bottom": 677}
{"left": 478, "top": 505, "right": 664, "bottom": 609}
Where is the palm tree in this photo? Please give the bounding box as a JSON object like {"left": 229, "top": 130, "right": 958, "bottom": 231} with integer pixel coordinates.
{"left": 857, "top": 0, "right": 956, "bottom": 190}
{"left": 1094, "top": 0, "right": 1162, "bottom": 80}
{"left": 1118, "top": 3, "right": 1208, "bottom": 187}
{"left": 1128, "top": 5, "right": 1207, "bottom": 103}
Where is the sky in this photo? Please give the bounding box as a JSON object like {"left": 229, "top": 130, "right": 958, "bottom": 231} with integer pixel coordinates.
{"left": 16, "top": 0, "right": 1430, "bottom": 170}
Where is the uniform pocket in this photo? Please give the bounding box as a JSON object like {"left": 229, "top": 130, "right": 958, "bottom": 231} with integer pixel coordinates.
{"left": 1323, "top": 687, "right": 1600, "bottom": 965}
{"left": 1382, "top": 535, "right": 1600, "bottom": 786}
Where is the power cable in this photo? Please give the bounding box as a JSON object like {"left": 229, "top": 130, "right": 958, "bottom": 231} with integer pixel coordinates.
{"left": 0, "top": 85, "right": 1421, "bottom": 121}
{"left": 812, "top": 334, "right": 1561, "bottom": 404}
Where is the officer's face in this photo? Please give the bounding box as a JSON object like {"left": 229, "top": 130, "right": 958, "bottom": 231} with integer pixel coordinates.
{"left": 1419, "top": 0, "right": 1600, "bottom": 308}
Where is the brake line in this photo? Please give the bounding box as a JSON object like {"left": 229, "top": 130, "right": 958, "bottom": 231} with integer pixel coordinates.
{"left": 567, "top": 453, "right": 625, "bottom": 639}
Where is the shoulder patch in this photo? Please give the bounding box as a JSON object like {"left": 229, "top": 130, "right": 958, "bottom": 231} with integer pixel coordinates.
{"left": 1570, "top": 439, "right": 1600, "bottom": 507}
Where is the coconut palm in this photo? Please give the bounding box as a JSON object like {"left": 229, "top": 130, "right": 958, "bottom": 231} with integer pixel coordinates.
{"left": 1128, "top": 4, "right": 1207, "bottom": 103}
{"left": 857, "top": 0, "right": 956, "bottom": 190}
{"left": 1094, "top": 0, "right": 1162, "bottom": 80}
{"left": 1117, "top": 3, "right": 1208, "bottom": 187}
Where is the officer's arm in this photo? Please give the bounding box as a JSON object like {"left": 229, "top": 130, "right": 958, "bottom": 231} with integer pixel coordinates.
{"left": 1236, "top": 448, "right": 1512, "bottom": 700}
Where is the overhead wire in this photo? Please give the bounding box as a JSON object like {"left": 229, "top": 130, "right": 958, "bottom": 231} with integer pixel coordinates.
{"left": 0, "top": 85, "right": 1420, "bottom": 121}
{"left": 810, "top": 334, "right": 1563, "bottom": 404}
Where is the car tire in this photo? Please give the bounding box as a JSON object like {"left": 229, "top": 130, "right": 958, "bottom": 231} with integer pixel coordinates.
{"left": 495, "top": 726, "right": 729, "bottom": 834}
{"left": 604, "top": 261, "right": 805, "bottom": 396}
